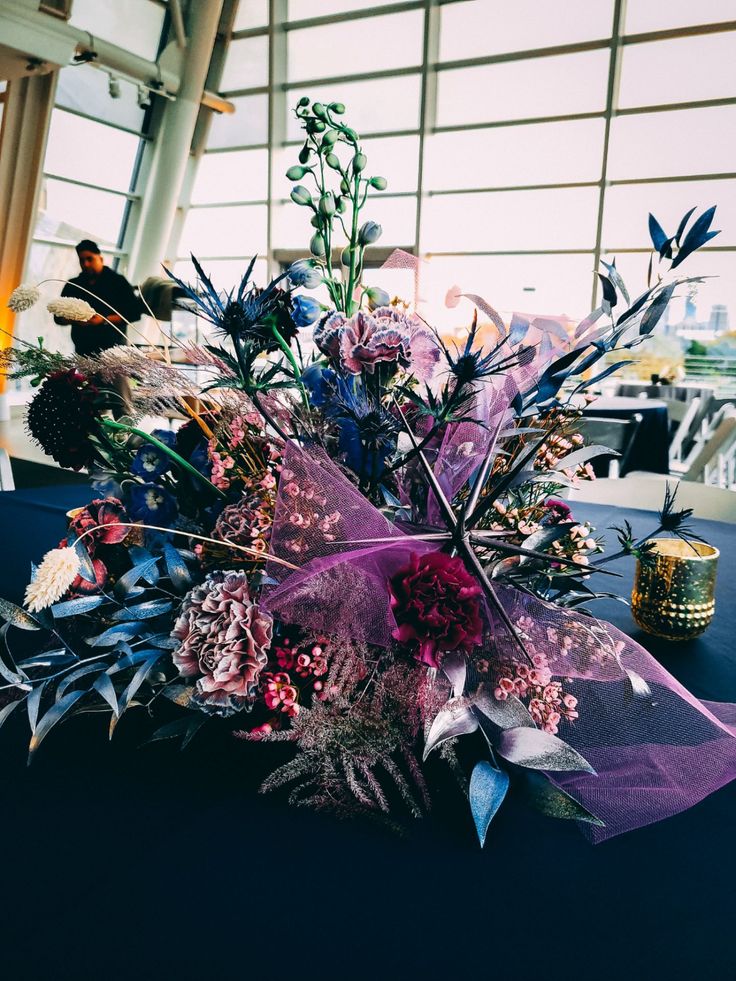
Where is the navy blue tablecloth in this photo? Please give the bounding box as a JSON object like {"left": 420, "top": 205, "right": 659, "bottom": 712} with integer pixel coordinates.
{"left": 0, "top": 492, "right": 734, "bottom": 981}
{"left": 584, "top": 396, "right": 670, "bottom": 475}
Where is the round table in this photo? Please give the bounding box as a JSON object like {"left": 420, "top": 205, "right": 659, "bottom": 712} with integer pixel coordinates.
{"left": 0, "top": 493, "right": 733, "bottom": 981}
{"left": 583, "top": 395, "right": 670, "bottom": 475}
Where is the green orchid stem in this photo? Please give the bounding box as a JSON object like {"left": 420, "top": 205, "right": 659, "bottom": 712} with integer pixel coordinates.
{"left": 100, "top": 419, "right": 227, "bottom": 500}
{"left": 270, "top": 325, "right": 311, "bottom": 415}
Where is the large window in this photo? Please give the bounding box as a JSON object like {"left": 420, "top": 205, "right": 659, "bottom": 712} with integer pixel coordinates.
{"left": 182, "top": 0, "right": 734, "bottom": 333}
{"left": 15, "top": 0, "right": 166, "bottom": 359}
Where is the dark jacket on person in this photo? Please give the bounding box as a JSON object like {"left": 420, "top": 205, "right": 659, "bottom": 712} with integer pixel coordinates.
{"left": 56, "top": 267, "right": 143, "bottom": 355}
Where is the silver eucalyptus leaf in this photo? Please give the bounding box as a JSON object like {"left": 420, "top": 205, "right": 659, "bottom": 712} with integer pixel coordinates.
{"left": 624, "top": 668, "right": 652, "bottom": 699}
{"left": 496, "top": 726, "right": 597, "bottom": 774}
{"left": 552, "top": 445, "right": 618, "bottom": 471}
{"left": 473, "top": 686, "right": 536, "bottom": 730}
{"left": 469, "top": 761, "right": 510, "bottom": 847}
{"left": 423, "top": 702, "right": 478, "bottom": 761}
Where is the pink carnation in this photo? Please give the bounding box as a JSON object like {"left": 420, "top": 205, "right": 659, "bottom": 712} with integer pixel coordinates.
{"left": 171, "top": 571, "right": 272, "bottom": 716}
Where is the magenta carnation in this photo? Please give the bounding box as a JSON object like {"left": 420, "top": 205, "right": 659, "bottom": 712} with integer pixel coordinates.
{"left": 171, "top": 571, "right": 273, "bottom": 716}
{"left": 388, "top": 551, "right": 483, "bottom": 669}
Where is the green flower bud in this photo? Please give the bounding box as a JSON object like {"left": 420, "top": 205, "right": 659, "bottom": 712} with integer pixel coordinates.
{"left": 310, "top": 214, "right": 321, "bottom": 228}
{"left": 312, "top": 102, "right": 326, "bottom": 117}
{"left": 340, "top": 247, "right": 355, "bottom": 267}
{"left": 352, "top": 152, "right": 367, "bottom": 174}
{"left": 365, "top": 286, "right": 391, "bottom": 310}
{"left": 310, "top": 232, "right": 326, "bottom": 257}
{"left": 298, "top": 143, "right": 311, "bottom": 164}
{"left": 326, "top": 152, "right": 341, "bottom": 170}
{"left": 330, "top": 102, "right": 345, "bottom": 114}
{"left": 307, "top": 118, "right": 326, "bottom": 134}
{"left": 286, "top": 164, "right": 308, "bottom": 181}
{"left": 340, "top": 178, "right": 350, "bottom": 195}
{"left": 297, "top": 96, "right": 310, "bottom": 107}
{"left": 290, "top": 185, "right": 313, "bottom": 206}
{"left": 318, "top": 192, "right": 336, "bottom": 217}
{"left": 369, "top": 176, "right": 388, "bottom": 190}
{"left": 336, "top": 196, "right": 348, "bottom": 214}
{"left": 322, "top": 129, "right": 338, "bottom": 146}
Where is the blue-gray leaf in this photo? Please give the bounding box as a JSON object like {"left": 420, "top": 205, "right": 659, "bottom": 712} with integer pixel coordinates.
{"left": 469, "top": 761, "right": 509, "bottom": 847}
{"left": 423, "top": 702, "right": 478, "bottom": 761}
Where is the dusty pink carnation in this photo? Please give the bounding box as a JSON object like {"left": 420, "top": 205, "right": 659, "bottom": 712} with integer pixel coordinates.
{"left": 388, "top": 551, "right": 483, "bottom": 669}
{"left": 171, "top": 571, "right": 273, "bottom": 716}
{"left": 314, "top": 307, "right": 439, "bottom": 381}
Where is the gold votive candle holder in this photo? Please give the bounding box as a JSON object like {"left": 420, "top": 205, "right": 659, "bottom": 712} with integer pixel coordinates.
{"left": 631, "top": 538, "right": 719, "bottom": 642}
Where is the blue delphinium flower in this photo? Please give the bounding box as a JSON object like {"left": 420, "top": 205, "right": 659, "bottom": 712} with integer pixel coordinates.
{"left": 301, "top": 362, "right": 335, "bottom": 408}
{"left": 127, "top": 483, "right": 178, "bottom": 525}
{"left": 291, "top": 295, "right": 322, "bottom": 327}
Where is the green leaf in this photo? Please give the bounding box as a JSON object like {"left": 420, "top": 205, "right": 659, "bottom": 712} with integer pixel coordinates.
{"left": 0, "top": 597, "right": 44, "bottom": 631}
{"left": 517, "top": 771, "right": 605, "bottom": 825}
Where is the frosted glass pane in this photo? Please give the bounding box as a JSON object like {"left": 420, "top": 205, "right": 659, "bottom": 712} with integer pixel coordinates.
{"left": 287, "top": 11, "right": 423, "bottom": 82}
{"left": 208, "top": 94, "right": 269, "bottom": 148}
{"left": 69, "top": 0, "right": 164, "bottom": 61}
{"left": 37, "top": 178, "right": 127, "bottom": 246}
{"left": 436, "top": 50, "right": 610, "bottom": 126}
{"left": 221, "top": 36, "right": 269, "bottom": 92}
{"left": 625, "top": 0, "right": 734, "bottom": 33}
{"left": 424, "top": 119, "right": 606, "bottom": 190}
{"left": 607, "top": 106, "right": 736, "bottom": 179}
{"left": 191, "top": 149, "right": 269, "bottom": 204}
{"left": 179, "top": 205, "right": 268, "bottom": 257}
{"left": 597, "top": 251, "right": 736, "bottom": 331}
{"left": 440, "top": 0, "right": 614, "bottom": 61}
{"left": 602, "top": 181, "right": 736, "bottom": 249}
{"left": 423, "top": 187, "right": 599, "bottom": 251}
{"left": 56, "top": 65, "right": 145, "bottom": 132}
{"left": 234, "top": 0, "right": 269, "bottom": 30}
{"left": 173, "top": 258, "right": 270, "bottom": 292}
{"left": 286, "top": 76, "right": 421, "bottom": 140}
{"left": 289, "top": 0, "right": 406, "bottom": 18}
{"left": 15, "top": 243, "right": 78, "bottom": 356}
{"left": 619, "top": 33, "right": 736, "bottom": 109}
{"left": 419, "top": 254, "right": 596, "bottom": 327}
{"left": 44, "top": 110, "right": 140, "bottom": 192}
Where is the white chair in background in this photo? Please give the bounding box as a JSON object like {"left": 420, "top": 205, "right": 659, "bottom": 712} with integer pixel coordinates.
{"left": 569, "top": 476, "right": 736, "bottom": 523}
{"left": 0, "top": 448, "right": 15, "bottom": 491}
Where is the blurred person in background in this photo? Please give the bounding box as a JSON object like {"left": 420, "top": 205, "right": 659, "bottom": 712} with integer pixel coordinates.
{"left": 54, "top": 239, "right": 143, "bottom": 417}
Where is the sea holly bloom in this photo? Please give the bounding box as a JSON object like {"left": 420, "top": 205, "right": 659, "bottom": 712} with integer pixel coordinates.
{"left": 171, "top": 571, "right": 273, "bottom": 716}
{"left": 389, "top": 551, "right": 483, "bottom": 669}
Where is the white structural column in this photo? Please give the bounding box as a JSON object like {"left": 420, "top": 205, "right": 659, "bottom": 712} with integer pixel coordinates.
{"left": 127, "top": 0, "right": 224, "bottom": 283}
{"left": 0, "top": 71, "right": 57, "bottom": 421}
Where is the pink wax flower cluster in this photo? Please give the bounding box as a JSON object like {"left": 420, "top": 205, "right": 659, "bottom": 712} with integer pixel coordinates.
{"left": 171, "top": 571, "right": 273, "bottom": 716}
{"left": 275, "top": 635, "right": 329, "bottom": 679}
{"left": 279, "top": 467, "right": 341, "bottom": 555}
{"left": 389, "top": 551, "right": 483, "bottom": 669}
{"left": 263, "top": 672, "right": 300, "bottom": 717}
{"left": 314, "top": 306, "right": 439, "bottom": 381}
{"left": 494, "top": 654, "right": 579, "bottom": 735}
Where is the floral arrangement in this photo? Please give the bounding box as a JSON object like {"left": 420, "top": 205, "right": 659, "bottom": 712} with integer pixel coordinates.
{"left": 2, "top": 100, "right": 733, "bottom": 846}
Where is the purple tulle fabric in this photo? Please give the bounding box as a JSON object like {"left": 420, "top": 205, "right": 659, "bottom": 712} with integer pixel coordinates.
{"left": 264, "top": 378, "right": 736, "bottom": 842}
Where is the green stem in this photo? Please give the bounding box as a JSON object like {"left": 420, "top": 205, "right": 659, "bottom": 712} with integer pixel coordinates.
{"left": 100, "top": 420, "right": 227, "bottom": 500}
{"left": 346, "top": 171, "right": 362, "bottom": 315}
{"left": 269, "top": 325, "right": 311, "bottom": 416}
